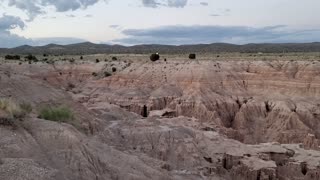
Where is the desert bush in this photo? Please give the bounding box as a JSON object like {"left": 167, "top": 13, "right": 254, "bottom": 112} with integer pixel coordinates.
{"left": 24, "top": 54, "right": 37, "bottom": 61}
{"left": 150, "top": 54, "right": 160, "bottom": 61}
{"left": 39, "top": 106, "right": 73, "bottom": 122}
{"left": 104, "top": 71, "right": 112, "bottom": 77}
{"left": 80, "top": 56, "right": 83, "bottom": 60}
{"left": 5, "top": 55, "right": 20, "bottom": 60}
{"left": 0, "top": 99, "right": 31, "bottom": 120}
{"left": 69, "top": 59, "right": 75, "bottom": 63}
{"left": 46, "top": 60, "right": 55, "bottom": 65}
{"left": 92, "top": 72, "right": 98, "bottom": 77}
{"left": 112, "top": 67, "right": 117, "bottom": 72}
{"left": 96, "top": 59, "right": 100, "bottom": 63}
{"left": 112, "top": 57, "right": 118, "bottom": 61}
{"left": 189, "top": 54, "right": 196, "bottom": 59}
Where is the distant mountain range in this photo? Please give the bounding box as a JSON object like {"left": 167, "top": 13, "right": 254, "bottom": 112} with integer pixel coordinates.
{"left": 1, "top": 42, "right": 320, "bottom": 55}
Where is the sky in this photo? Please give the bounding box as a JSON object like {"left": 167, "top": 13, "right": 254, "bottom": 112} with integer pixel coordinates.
{"left": 0, "top": 0, "right": 320, "bottom": 48}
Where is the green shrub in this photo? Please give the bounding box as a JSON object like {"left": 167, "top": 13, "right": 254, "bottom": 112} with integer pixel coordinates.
{"left": 39, "top": 106, "right": 73, "bottom": 122}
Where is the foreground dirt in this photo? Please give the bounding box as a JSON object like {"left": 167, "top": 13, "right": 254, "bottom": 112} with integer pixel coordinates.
{"left": 1, "top": 56, "right": 320, "bottom": 180}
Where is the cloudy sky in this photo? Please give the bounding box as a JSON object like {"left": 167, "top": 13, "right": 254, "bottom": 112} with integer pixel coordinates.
{"left": 0, "top": 0, "right": 320, "bottom": 47}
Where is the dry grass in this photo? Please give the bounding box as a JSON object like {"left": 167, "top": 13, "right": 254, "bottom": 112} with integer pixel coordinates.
{"left": 0, "top": 98, "right": 25, "bottom": 118}
{"left": 0, "top": 98, "right": 32, "bottom": 127}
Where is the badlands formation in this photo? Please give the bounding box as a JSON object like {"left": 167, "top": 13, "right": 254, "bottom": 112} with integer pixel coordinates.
{"left": 1, "top": 54, "right": 320, "bottom": 180}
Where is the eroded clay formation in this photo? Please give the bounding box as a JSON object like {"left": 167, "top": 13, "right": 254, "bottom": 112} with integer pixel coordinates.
{"left": 1, "top": 57, "right": 320, "bottom": 180}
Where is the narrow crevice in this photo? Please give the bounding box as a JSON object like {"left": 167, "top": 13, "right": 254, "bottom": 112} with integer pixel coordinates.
{"left": 301, "top": 162, "right": 308, "bottom": 175}
{"left": 203, "top": 157, "right": 213, "bottom": 164}
{"left": 142, "top": 105, "right": 148, "bottom": 117}
{"left": 235, "top": 99, "right": 242, "bottom": 109}
{"left": 265, "top": 101, "right": 272, "bottom": 113}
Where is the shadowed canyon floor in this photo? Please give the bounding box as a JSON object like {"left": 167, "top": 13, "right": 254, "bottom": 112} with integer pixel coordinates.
{"left": 1, "top": 54, "right": 320, "bottom": 179}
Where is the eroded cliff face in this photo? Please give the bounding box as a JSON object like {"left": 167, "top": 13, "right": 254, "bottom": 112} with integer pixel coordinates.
{"left": 1, "top": 57, "right": 320, "bottom": 180}
{"left": 71, "top": 59, "right": 320, "bottom": 148}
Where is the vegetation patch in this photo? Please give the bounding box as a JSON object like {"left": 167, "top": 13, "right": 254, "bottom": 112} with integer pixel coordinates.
{"left": 24, "top": 54, "right": 38, "bottom": 62}
{"left": 39, "top": 106, "right": 74, "bottom": 123}
{"left": 0, "top": 99, "right": 32, "bottom": 127}
{"left": 189, "top": 54, "right": 196, "bottom": 59}
{"left": 150, "top": 54, "right": 160, "bottom": 61}
{"left": 0, "top": 99, "right": 31, "bottom": 119}
{"left": 104, "top": 71, "right": 112, "bottom": 77}
{"left": 5, "top": 55, "right": 20, "bottom": 60}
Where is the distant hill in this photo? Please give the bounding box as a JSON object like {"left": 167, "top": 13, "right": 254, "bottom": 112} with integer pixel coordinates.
{"left": 1, "top": 42, "right": 320, "bottom": 55}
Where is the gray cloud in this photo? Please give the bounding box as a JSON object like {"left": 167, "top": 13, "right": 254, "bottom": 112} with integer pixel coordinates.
{"left": 167, "top": 0, "right": 187, "bottom": 8}
{"left": 112, "top": 25, "right": 320, "bottom": 45}
{"left": 0, "top": 15, "right": 32, "bottom": 48}
{"left": 109, "top": 24, "right": 120, "bottom": 28}
{"left": 0, "top": 14, "right": 25, "bottom": 30}
{"left": 66, "top": 14, "right": 76, "bottom": 18}
{"left": 200, "top": 2, "right": 208, "bottom": 6}
{"left": 2, "top": 0, "right": 104, "bottom": 20}
{"left": 210, "top": 8, "right": 231, "bottom": 17}
{"left": 84, "top": 14, "right": 93, "bottom": 18}
{"left": 0, "top": 32, "right": 33, "bottom": 48}
{"left": 6, "top": 0, "right": 43, "bottom": 21}
{"left": 41, "top": 0, "right": 99, "bottom": 12}
{"left": 0, "top": 15, "right": 88, "bottom": 48}
{"left": 42, "top": 16, "right": 57, "bottom": 19}
{"left": 142, "top": 0, "right": 188, "bottom": 8}
{"left": 142, "top": 0, "right": 160, "bottom": 8}
{"left": 32, "top": 37, "right": 86, "bottom": 46}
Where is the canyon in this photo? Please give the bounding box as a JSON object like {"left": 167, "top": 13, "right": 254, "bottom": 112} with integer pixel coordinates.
{"left": 1, "top": 54, "right": 320, "bottom": 179}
